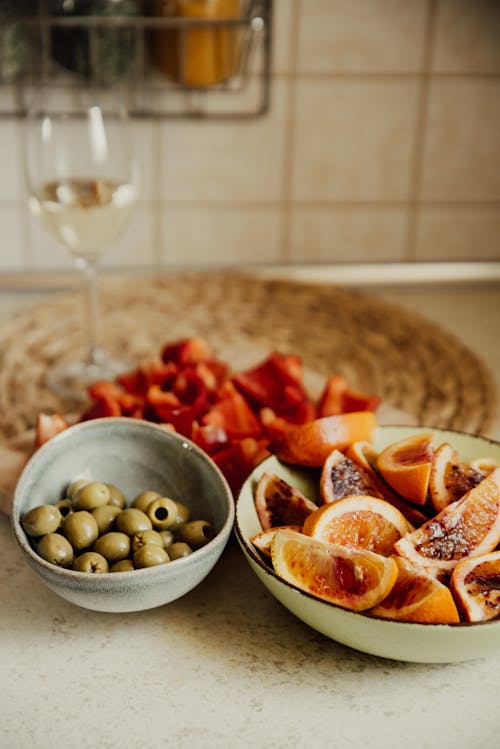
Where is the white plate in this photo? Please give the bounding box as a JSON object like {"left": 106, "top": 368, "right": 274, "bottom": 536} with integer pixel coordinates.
{"left": 235, "top": 425, "right": 500, "bottom": 663}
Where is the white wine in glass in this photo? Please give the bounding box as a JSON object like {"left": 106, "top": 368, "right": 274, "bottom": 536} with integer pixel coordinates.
{"left": 24, "top": 88, "right": 137, "bottom": 401}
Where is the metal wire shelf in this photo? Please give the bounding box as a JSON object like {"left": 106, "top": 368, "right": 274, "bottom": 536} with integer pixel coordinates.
{"left": 0, "top": 0, "right": 272, "bottom": 119}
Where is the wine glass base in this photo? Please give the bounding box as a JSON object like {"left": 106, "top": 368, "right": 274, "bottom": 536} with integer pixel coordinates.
{"left": 45, "top": 348, "right": 129, "bottom": 403}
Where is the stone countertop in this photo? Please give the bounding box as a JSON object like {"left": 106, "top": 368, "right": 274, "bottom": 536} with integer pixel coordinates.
{"left": 1, "top": 276, "right": 499, "bottom": 749}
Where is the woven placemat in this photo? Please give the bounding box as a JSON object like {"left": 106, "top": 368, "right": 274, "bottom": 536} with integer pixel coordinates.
{"left": 0, "top": 272, "right": 496, "bottom": 441}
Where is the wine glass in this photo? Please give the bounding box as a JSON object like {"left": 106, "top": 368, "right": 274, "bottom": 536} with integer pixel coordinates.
{"left": 23, "top": 87, "right": 137, "bottom": 401}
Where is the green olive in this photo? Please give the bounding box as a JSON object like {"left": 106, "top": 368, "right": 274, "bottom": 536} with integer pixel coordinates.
{"left": 62, "top": 511, "right": 99, "bottom": 551}
{"left": 175, "top": 520, "right": 214, "bottom": 549}
{"left": 110, "top": 559, "right": 135, "bottom": 573}
{"left": 73, "top": 551, "right": 109, "bottom": 573}
{"left": 146, "top": 497, "right": 179, "bottom": 530}
{"left": 116, "top": 508, "right": 152, "bottom": 536}
{"left": 92, "top": 504, "right": 122, "bottom": 535}
{"left": 132, "top": 490, "right": 161, "bottom": 513}
{"left": 21, "top": 504, "right": 62, "bottom": 537}
{"left": 131, "top": 529, "right": 164, "bottom": 553}
{"left": 37, "top": 533, "right": 74, "bottom": 567}
{"left": 133, "top": 544, "right": 170, "bottom": 568}
{"left": 105, "top": 483, "right": 126, "bottom": 509}
{"left": 159, "top": 529, "right": 175, "bottom": 550}
{"left": 171, "top": 502, "right": 190, "bottom": 528}
{"left": 66, "top": 478, "right": 88, "bottom": 499}
{"left": 73, "top": 482, "right": 111, "bottom": 510}
{"left": 55, "top": 499, "right": 73, "bottom": 520}
{"left": 94, "top": 532, "right": 131, "bottom": 563}
{"left": 168, "top": 542, "right": 192, "bottom": 560}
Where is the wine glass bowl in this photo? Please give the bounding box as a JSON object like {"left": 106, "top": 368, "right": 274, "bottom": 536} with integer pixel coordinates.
{"left": 23, "top": 88, "right": 137, "bottom": 401}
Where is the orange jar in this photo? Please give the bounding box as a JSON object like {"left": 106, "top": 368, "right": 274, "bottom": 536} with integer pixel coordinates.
{"left": 151, "top": 0, "right": 242, "bottom": 87}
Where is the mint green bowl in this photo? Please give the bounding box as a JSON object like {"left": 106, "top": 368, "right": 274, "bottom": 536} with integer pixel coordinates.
{"left": 235, "top": 426, "right": 500, "bottom": 663}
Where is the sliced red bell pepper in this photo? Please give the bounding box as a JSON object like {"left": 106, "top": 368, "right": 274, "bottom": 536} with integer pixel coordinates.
{"left": 317, "top": 375, "right": 381, "bottom": 416}
{"left": 161, "top": 337, "right": 213, "bottom": 366}
{"left": 232, "top": 352, "right": 311, "bottom": 419}
{"left": 35, "top": 413, "right": 69, "bottom": 447}
{"left": 202, "top": 381, "right": 263, "bottom": 439}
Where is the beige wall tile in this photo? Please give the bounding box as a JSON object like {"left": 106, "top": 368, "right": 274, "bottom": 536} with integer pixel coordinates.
{"left": 292, "top": 80, "right": 418, "bottom": 201}
{"left": 0, "top": 121, "right": 23, "bottom": 202}
{"left": 289, "top": 207, "right": 407, "bottom": 263}
{"left": 421, "top": 79, "right": 500, "bottom": 201}
{"left": 297, "top": 0, "right": 427, "bottom": 73}
{"left": 0, "top": 207, "right": 27, "bottom": 271}
{"left": 433, "top": 0, "right": 500, "bottom": 73}
{"left": 158, "top": 79, "right": 288, "bottom": 201}
{"left": 160, "top": 206, "right": 282, "bottom": 265}
{"left": 272, "top": 0, "right": 296, "bottom": 73}
{"left": 415, "top": 208, "right": 500, "bottom": 261}
{"left": 131, "top": 121, "right": 158, "bottom": 204}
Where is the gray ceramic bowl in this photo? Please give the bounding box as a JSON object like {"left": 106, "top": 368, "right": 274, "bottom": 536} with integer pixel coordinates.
{"left": 236, "top": 426, "right": 500, "bottom": 663}
{"left": 12, "top": 417, "right": 234, "bottom": 613}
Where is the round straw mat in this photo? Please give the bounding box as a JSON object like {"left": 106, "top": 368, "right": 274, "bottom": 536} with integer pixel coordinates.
{"left": 0, "top": 272, "right": 496, "bottom": 442}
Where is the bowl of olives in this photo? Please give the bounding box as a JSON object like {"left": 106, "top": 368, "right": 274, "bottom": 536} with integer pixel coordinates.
{"left": 11, "top": 417, "right": 234, "bottom": 612}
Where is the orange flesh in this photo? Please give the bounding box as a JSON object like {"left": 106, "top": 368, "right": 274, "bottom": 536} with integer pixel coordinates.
{"left": 396, "top": 445, "right": 433, "bottom": 465}
{"left": 282, "top": 542, "right": 375, "bottom": 598}
{"left": 444, "top": 463, "right": 483, "bottom": 502}
{"left": 416, "top": 492, "right": 499, "bottom": 560}
{"left": 377, "top": 575, "right": 435, "bottom": 610}
{"left": 464, "top": 564, "right": 500, "bottom": 617}
{"left": 322, "top": 511, "right": 401, "bottom": 555}
{"left": 327, "top": 460, "right": 379, "bottom": 499}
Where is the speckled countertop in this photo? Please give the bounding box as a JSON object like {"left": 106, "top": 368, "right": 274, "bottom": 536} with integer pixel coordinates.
{"left": 1, "top": 274, "right": 499, "bottom": 749}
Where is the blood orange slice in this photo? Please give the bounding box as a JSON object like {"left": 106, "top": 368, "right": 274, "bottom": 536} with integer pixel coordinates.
{"left": 370, "top": 556, "right": 460, "bottom": 624}
{"left": 346, "top": 441, "right": 428, "bottom": 527}
{"left": 429, "top": 442, "right": 484, "bottom": 513}
{"left": 376, "top": 432, "right": 435, "bottom": 506}
{"left": 303, "top": 495, "right": 410, "bottom": 556}
{"left": 271, "top": 412, "right": 377, "bottom": 467}
{"left": 254, "top": 472, "right": 317, "bottom": 530}
{"left": 250, "top": 525, "right": 303, "bottom": 559}
{"left": 271, "top": 529, "right": 398, "bottom": 611}
{"left": 394, "top": 468, "right": 500, "bottom": 573}
{"left": 450, "top": 551, "right": 500, "bottom": 622}
{"left": 319, "top": 449, "right": 384, "bottom": 504}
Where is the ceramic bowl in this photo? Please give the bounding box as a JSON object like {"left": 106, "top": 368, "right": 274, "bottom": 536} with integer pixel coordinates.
{"left": 235, "top": 425, "right": 500, "bottom": 663}
{"left": 12, "top": 417, "right": 234, "bottom": 613}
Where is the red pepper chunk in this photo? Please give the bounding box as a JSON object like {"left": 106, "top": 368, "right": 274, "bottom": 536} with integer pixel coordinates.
{"left": 232, "top": 352, "right": 311, "bottom": 420}
{"left": 202, "top": 382, "right": 263, "bottom": 440}
{"left": 317, "top": 375, "right": 381, "bottom": 417}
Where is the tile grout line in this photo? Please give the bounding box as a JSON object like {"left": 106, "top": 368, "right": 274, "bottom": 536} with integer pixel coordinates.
{"left": 404, "top": 0, "right": 439, "bottom": 262}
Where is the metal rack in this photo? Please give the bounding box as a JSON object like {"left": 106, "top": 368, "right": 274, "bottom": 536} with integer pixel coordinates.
{"left": 0, "top": 0, "right": 272, "bottom": 119}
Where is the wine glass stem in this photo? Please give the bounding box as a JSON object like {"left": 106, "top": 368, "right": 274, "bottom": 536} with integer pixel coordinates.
{"left": 76, "top": 255, "right": 101, "bottom": 366}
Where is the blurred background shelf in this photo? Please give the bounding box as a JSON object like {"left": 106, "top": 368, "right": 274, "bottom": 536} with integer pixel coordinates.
{"left": 0, "top": 0, "right": 272, "bottom": 119}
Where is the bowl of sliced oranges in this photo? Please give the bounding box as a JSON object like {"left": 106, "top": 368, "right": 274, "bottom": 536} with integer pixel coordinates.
{"left": 235, "top": 424, "right": 500, "bottom": 663}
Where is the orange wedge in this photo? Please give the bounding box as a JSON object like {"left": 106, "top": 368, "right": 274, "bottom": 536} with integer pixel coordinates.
{"left": 469, "top": 457, "right": 500, "bottom": 476}
{"left": 272, "top": 412, "right": 377, "bottom": 467}
{"left": 254, "top": 472, "right": 318, "bottom": 530}
{"left": 370, "top": 556, "right": 460, "bottom": 624}
{"left": 429, "top": 442, "right": 484, "bottom": 513}
{"left": 376, "top": 432, "right": 435, "bottom": 506}
{"left": 271, "top": 529, "right": 398, "bottom": 611}
{"left": 346, "top": 441, "right": 428, "bottom": 527}
{"left": 303, "top": 494, "right": 411, "bottom": 556}
{"left": 319, "top": 449, "right": 384, "bottom": 504}
{"left": 250, "top": 525, "right": 302, "bottom": 559}
{"left": 395, "top": 468, "right": 500, "bottom": 573}
{"left": 450, "top": 551, "right": 500, "bottom": 622}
